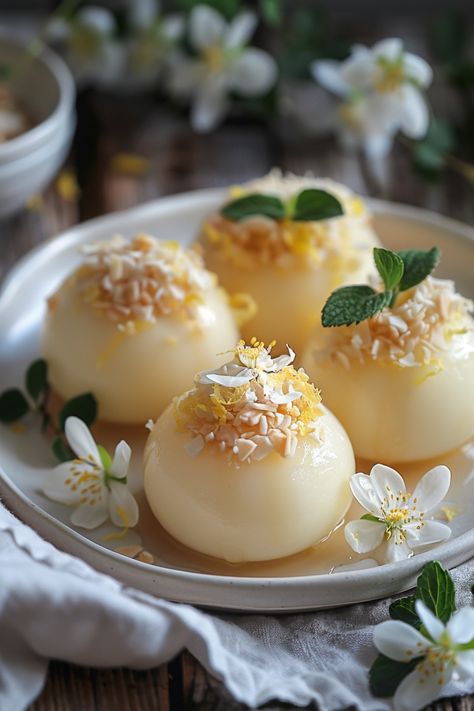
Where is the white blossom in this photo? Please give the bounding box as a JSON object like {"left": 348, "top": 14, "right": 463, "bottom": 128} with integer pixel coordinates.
{"left": 43, "top": 417, "right": 138, "bottom": 530}
{"left": 374, "top": 601, "right": 474, "bottom": 711}
{"left": 344, "top": 464, "right": 451, "bottom": 563}
{"left": 312, "top": 38, "right": 432, "bottom": 157}
{"left": 167, "top": 5, "right": 277, "bottom": 132}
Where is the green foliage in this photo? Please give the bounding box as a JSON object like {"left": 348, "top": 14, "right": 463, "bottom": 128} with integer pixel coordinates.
{"left": 369, "top": 654, "right": 420, "bottom": 698}
{"left": 178, "top": 0, "right": 240, "bottom": 21}
{"left": 321, "top": 285, "right": 392, "bottom": 327}
{"left": 52, "top": 436, "right": 75, "bottom": 463}
{"left": 25, "top": 359, "right": 48, "bottom": 404}
{"left": 373, "top": 248, "right": 404, "bottom": 292}
{"left": 59, "top": 393, "right": 98, "bottom": 432}
{"left": 397, "top": 247, "right": 441, "bottom": 292}
{"left": 292, "top": 189, "right": 343, "bottom": 221}
{"left": 413, "top": 119, "right": 456, "bottom": 179}
{"left": 222, "top": 193, "right": 286, "bottom": 221}
{"left": 0, "top": 389, "right": 30, "bottom": 423}
{"left": 221, "top": 188, "right": 343, "bottom": 223}
{"left": 259, "top": 0, "right": 282, "bottom": 26}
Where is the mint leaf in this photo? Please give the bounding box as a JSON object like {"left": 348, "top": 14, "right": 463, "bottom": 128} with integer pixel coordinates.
{"left": 0, "top": 388, "right": 30, "bottom": 423}
{"left": 398, "top": 247, "right": 441, "bottom": 292}
{"left": 369, "top": 654, "right": 421, "bottom": 698}
{"left": 292, "top": 189, "right": 344, "bottom": 222}
{"left": 321, "top": 285, "right": 392, "bottom": 327}
{"left": 59, "top": 393, "right": 98, "bottom": 431}
{"left": 416, "top": 561, "right": 455, "bottom": 624}
{"left": 221, "top": 194, "right": 285, "bottom": 221}
{"left": 373, "top": 248, "right": 404, "bottom": 291}
{"left": 389, "top": 596, "right": 421, "bottom": 629}
{"left": 25, "top": 359, "right": 48, "bottom": 403}
{"left": 52, "top": 436, "right": 75, "bottom": 463}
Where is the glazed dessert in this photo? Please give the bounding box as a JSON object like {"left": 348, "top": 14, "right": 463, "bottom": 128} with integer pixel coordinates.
{"left": 144, "top": 339, "right": 355, "bottom": 563}
{"left": 199, "top": 170, "right": 380, "bottom": 353}
{"left": 303, "top": 246, "right": 474, "bottom": 462}
{"left": 42, "top": 233, "right": 239, "bottom": 423}
{"left": 0, "top": 84, "right": 28, "bottom": 142}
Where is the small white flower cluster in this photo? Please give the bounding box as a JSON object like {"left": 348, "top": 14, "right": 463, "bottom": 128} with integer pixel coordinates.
{"left": 312, "top": 38, "right": 433, "bottom": 157}
{"left": 47, "top": 1, "right": 277, "bottom": 131}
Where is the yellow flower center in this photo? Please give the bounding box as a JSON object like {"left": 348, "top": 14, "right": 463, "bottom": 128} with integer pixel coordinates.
{"left": 203, "top": 45, "right": 225, "bottom": 72}
{"left": 376, "top": 57, "right": 405, "bottom": 93}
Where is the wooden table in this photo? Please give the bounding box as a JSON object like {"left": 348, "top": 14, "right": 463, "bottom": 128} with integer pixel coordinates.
{"left": 1, "top": 90, "right": 473, "bottom": 711}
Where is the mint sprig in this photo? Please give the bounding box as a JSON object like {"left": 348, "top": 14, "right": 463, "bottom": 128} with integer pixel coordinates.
{"left": 0, "top": 358, "right": 98, "bottom": 462}
{"left": 322, "top": 246, "right": 441, "bottom": 327}
{"left": 369, "top": 561, "right": 456, "bottom": 698}
{"left": 221, "top": 188, "right": 344, "bottom": 223}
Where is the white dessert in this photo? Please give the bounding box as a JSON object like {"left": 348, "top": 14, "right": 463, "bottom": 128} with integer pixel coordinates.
{"left": 144, "top": 340, "right": 355, "bottom": 562}
{"left": 42, "top": 234, "right": 239, "bottom": 424}
{"left": 303, "top": 277, "right": 474, "bottom": 462}
{"left": 199, "top": 170, "right": 380, "bottom": 354}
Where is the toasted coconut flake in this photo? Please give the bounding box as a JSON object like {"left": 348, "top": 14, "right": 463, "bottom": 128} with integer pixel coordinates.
{"left": 70, "top": 234, "right": 216, "bottom": 329}
{"left": 174, "top": 340, "right": 322, "bottom": 464}
{"left": 318, "top": 277, "right": 474, "bottom": 369}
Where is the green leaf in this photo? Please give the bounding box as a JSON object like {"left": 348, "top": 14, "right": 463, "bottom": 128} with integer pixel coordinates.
{"left": 361, "top": 513, "right": 381, "bottom": 523}
{"left": 291, "top": 189, "right": 344, "bottom": 222}
{"left": 321, "top": 285, "right": 392, "bottom": 328}
{"left": 369, "top": 654, "right": 421, "bottom": 698}
{"left": 59, "top": 393, "right": 98, "bottom": 431}
{"left": 98, "top": 444, "right": 112, "bottom": 471}
{"left": 416, "top": 561, "right": 455, "bottom": 624}
{"left": 0, "top": 388, "right": 30, "bottom": 423}
{"left": 25, "top": 359, "right": 48, "bottom": 403}
{"left": 259, "top": 0, "right": 282, "bottom": 26}
{"left": 389, "top": 596, "right": 421, "bottom": 629}
{"left": 373, "top": 248, "right": 405, "bottom": 291}
{"left": 397, "top": 247, "right": 441, "bottom": 291}
{"left": 430, "top": 10, "right": 466, "bottom": 63}
{"left": 221, "top": 194, "right": 286, "bottom": 221}
{"left": 52, "top": 436, "right": 75, "bottom": 463}
{"left": 412, "top": 119, "right": 456, "bottom": 179}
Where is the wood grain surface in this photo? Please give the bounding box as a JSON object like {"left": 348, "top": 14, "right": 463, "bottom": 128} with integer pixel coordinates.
{"left": 1, "top": 85, "right": 473, "bottom": 711}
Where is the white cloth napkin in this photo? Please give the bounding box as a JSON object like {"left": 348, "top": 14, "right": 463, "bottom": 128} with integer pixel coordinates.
{"left": 1, "top": 502, "right": 473, "bottom": 711}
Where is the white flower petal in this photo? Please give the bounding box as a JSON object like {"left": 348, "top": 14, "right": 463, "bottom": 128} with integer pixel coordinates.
{"left": 370, "top": 464, "right": 406, "bottom": 506}
{"left": 385, "top": 535, "right": 412, "bottom": 563}
{"left": 344, "top": 519, "right": 385, "bottom": 554}
{"left": 110, "top": 440, "right": 131, "bottom": 480}
{"left": 189, "top": 5, "right": 226, "bottom": 51}
{"left": 349, "top": 473, "right": 382, "bottom": 515}
{"left": 65, "top": 417, "right": 100, "bottom": 463}
{"left": 229, "top": 48, "right": 277, "bottom": 96}
{"left": 393, "top": 667, "right": 441, "bottom": 711}
{"left": 415, "top": 600, "right": 445, "bottom": 642}
{"left": 128, "top": 0, "right": 158, "bottom": 29}
{"left": 406, "top": 519, "right": 451, "bottom": 548}
{"left": 198, "top": 364, "right": 252, "bottom": 385}
{"left": 447, "top": 607, "right": 474, "bottom": 645}
{"left": 268, "top": 389, "right": 302, "bottom": 405}
{"left": 42, "top": 463, "right": 82, "bottom": 504}
{"left": 404, "top": 52, "right": 433, "bottom": 88}
{"left": 363, "top": 132, "right": 394, "bottom": 159}
{"left": 341, "top": 54, "right": 377, "bottom": 91}
{"left": 373, "top": 620, "right": 430, "bottom": 661}
{"left": 108, "top": 481, "right": 139, "bottom": 528}
{"left": 162, "top": 14, "right": 185, "bottom": 42}
{"left": 225, "top": 11, "right": 257, "bottom": 48}
{"left": 46, "top": 17, "right": 71, "bottom": 42}
{"left": 397, "top": 84, "right": 429, "bottom": 139}
{"left": 411, "top": 465, "right": 451, "bottom": 514}
{"left": 268, "top": 346, "right": 296, "bottom": 371}
{"left": 191, "top": 81, "right": 228, "bottom": 132}
{"left": 70, "top": 500, "right": 108, "bottom": 529}
{"left": 78, "top": 6, "right": 116, "bottom": 35}
{"left": 457, "top": 650, "right": 474, "bottom": 679}
{"left": 373, "top": 37, "right": 404, "bottom": 61}
{"left": 311, "top": 60, "right": 350, "bottom": 97}
{"left": 167, "top": 56, "right": 201, "bottom": 97}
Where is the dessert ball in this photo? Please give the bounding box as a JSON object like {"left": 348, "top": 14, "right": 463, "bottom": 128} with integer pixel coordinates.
{"left": 303, "top": 277, "right": 474, "bottom": 462}
{"left": 199, "top": 170, "right": 380, "bottom": 354}
{"left": 144, "top": 340, "right": 355, "bottom": 562}
{"left": 42, "top": 234, "right": 238, "bottom": 424}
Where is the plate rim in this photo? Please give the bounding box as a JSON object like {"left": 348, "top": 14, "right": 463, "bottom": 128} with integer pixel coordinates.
{"left": 1, "top": 188, "right": 474, "bottom": 610}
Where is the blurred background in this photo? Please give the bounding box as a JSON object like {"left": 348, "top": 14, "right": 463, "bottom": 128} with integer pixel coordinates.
{"left": 0, "top": 0, "right": 473, "bottom": 281}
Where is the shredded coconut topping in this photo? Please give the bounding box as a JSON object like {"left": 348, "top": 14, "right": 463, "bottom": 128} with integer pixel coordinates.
{"left": 77, "top": 233, "right": 215, "bottom": 330}
{"left": 318, "top": 277, "right": 474, "bottom": 370}
{"left": 174, "top": 339, "right": 323, "bottom": 464}
{"left": 202, "top": 169, "right": 373, "bottom": 270}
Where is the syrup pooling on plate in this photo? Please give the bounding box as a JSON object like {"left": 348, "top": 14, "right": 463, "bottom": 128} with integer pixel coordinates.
{"left": 144, "top": 340, "right": 355, "bottom": 563}
{"left": 199, "top": 169, "right": 381, "bottom": 353}
{"left": 42, "top": 233, "right": 239, "bottom": 424}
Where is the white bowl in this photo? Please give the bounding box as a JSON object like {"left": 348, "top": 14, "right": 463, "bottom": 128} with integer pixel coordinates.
{"left": 0, "top": 34, "right": 76, "bottom": 216}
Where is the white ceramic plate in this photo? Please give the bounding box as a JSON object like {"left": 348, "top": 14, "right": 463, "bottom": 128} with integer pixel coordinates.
{"left": 1, "top": 189, "right": 473, "bottom": 612}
